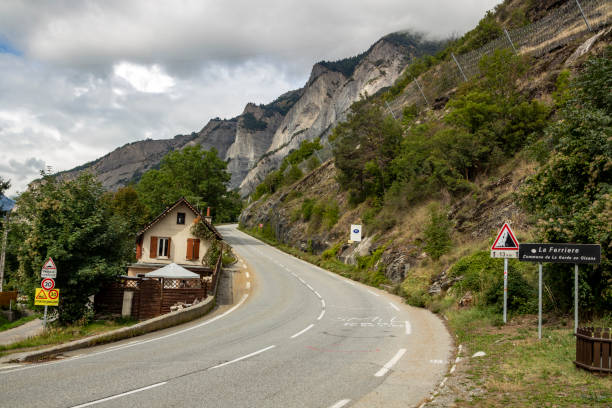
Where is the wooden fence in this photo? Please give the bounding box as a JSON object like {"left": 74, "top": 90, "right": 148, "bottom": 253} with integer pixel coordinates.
{"left": 0, "top": 291, "right": 17, "bottom": 307}
{"left": 95, "top": 255, "right": 222, "bottom": 320}
{"left": 575, "top": 327, "right": 611, "bottom": 374}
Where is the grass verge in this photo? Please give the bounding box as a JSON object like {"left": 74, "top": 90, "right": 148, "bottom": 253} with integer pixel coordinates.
{"left": 0, "top": 317, "right": 137, "bottom": 357}
{"left": 446, "top": 308, "right": 612, "bottom": 407}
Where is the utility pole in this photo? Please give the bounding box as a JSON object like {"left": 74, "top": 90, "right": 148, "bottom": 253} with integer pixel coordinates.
{"left": 0, "top": 211, "right": 10, "bottom": 292}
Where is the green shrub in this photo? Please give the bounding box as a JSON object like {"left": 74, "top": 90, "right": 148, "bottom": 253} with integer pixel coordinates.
{"left": 323, "top": 201, "right": 340, "bottom": 229}
{"left": 301, "top": 199, "right": 315, "bottom": 221}
{"left": 423, "top": 204, "right": 453, "bottom": 260}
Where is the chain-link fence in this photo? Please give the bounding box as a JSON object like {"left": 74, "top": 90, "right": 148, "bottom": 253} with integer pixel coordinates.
{"left": 388, "top": 0, "right": 610, "bottom": 117}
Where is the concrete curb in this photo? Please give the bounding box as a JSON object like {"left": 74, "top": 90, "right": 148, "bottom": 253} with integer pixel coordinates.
{"left": 3, "top": 295, "right": 215, "bottom": 363}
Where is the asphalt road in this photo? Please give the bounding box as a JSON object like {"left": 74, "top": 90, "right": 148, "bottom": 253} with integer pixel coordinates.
{"left": 0, "top": 225, "right": 451, "bottom": 408}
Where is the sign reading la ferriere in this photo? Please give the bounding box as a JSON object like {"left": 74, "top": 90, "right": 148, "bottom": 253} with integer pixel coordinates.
{"left": 518, "top": 243, "right": 601, "bottom": 264}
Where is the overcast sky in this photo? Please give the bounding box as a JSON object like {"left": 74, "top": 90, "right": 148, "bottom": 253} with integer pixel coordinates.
{"left": 0, "top": 0, "right": 500, "bottom": 196}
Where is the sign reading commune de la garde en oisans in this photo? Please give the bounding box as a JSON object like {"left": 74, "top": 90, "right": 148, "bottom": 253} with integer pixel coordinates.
{"left": 518, "top": 243, "right": 601, "bottom": 264}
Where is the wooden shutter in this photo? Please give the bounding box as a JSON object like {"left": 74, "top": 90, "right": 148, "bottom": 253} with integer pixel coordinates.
{"left": 193, "top": 239, "right": 200, "bottom": 259}
{"left": 167, "top": 237, "right": 171, "bottom": 259}
{"left": 150, "top": 236, "right": 158, "bottom": 258}
{"left": 136, "top": 240, "right": 142, "bottom": 259}
{"left": 186, "top": 238, "right": 194, "bottom": 260}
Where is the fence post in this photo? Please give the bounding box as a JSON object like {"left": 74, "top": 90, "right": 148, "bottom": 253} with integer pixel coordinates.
{"left": 504, "top": 28, "right": 517, "bottom": 53}
{"left": 414, "top": 78, "right": 430, "bottom": 107}
{"left": 575, "top": 0, "right": 592, "bottom": 31}
{"left": 384, "top": 100, "right": 397, "bottom": 120}
{"left": 451, "top": 53, "right": 468, "bottom": 82}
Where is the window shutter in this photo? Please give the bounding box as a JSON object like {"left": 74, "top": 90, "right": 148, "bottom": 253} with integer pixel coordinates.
{"left": 186, "top": 239, "right": 194, "bottom": 260}
{"left": 193, "top": 239, "right": 200, "bottom": 259}
{"left": 150, "top": 236, "right": 158, "bottom": 258}
{"left": 136, "top": 240, "right": 142, "bottom": 259}
{"left": 167, "top": 237, "right": 171, "bottom": 258}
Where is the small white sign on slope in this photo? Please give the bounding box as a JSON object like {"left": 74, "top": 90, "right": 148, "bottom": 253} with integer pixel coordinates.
{"left": 350, "top": 225, "right": 362, "bottom": 242}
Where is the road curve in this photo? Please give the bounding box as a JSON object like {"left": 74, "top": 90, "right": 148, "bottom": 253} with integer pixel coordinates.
{"left": 0, "top": 225, "right": 451, "bottom": 408}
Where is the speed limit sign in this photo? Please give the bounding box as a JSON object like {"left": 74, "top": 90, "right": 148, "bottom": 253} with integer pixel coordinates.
{"left": 41, "top": 278, "right": 55, "bottom": 290}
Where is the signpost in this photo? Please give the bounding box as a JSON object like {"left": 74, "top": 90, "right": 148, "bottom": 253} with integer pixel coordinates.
{"left": 38, "top": 258, "right": 59, "bottom": 328}
{"left": 491, "top": 223, "right": 519, "bottom": 323}
{"left": 519, "top": 243, "right": 601, "bottom": 339}
{"left": 350, "top": 225, "right": 362, "bottom": 243}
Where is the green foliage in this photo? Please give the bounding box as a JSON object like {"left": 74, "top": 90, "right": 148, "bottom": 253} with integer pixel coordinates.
{"left": 0, "top": 176, "right": 10, "bottom": 197}
{"left": 322, "top": 242, "right": 342, "bottom": 260}
{"left": 322, "top": 200, "right": 340, "bottom": 229}
{"left": 14, "top": 173, "right": 133, "bottom": 324}
{"left": 520, "top": 52, "right": 612, "bottom": 315}
{"left": 306, "top": 155, "right": 320, "bottom": 172}
{"left": 108, "top": 186, "right": 150, "bottom": 233}
{"left": 241, "top": 112, "right": 268, "bottom": 131}
{"left": 454, "top": 11, "right": 503, "bottom": 54}
{"left": 423, "top": 204, "right": 452, "bottom": 260}
{"left": 333, "top": 101, "right": 402, "bottom": 202}
{"left": 136, "top": 145, "right": 241, "bottom": 222}
{"left": 319, "top": 53, "right": 366, "bottom": 77}
{"left": 485, "top": 270, "right": 536, "bottom": 314}
{"left": 203, "top": 239, "right": 222, "bottom": 267}
{"left": 284, "top": 165, "right": 303, "bottom": 186}
{"left": 300, "top": 198, "right": 315, "bottom": 221}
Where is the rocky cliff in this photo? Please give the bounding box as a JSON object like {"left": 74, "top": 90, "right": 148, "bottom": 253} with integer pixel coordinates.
{"left": 59, "top": 32, "right": 439, "bottom": 193}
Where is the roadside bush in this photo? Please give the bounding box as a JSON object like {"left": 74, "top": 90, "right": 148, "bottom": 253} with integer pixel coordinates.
{"left": 484, "top": 269, "right": 536, "bottom": 313}
{"left": 423, "top": 204, "right": 453, "bottom": 260}
{"left": 323, "top": 200, "right": 340, "bottom": 229}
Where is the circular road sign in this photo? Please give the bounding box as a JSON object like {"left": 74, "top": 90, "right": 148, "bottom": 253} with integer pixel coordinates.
{"left": 48, "top": 289, "right": 59, "bottom": 300}
{"left": 41, "top": 278, "right": 55, "bottom": 290}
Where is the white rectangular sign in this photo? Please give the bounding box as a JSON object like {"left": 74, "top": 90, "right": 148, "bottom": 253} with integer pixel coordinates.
{"left": 350, "top": 224, "right": 362, "bottom": 242}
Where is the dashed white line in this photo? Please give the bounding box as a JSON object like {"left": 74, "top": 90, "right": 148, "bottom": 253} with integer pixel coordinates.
{"left": 374, "top": 348, "right": 407, "bottom": 377}
{"left": 346, "top": 281, "right": 356, "bottom": 286}
{"left": 317, "top": 309, "right": 326, "bottom": 320}
{"left": 291, "top": 272, "right": 297, "bottom": 277}
{"left": 246, "top": 282, "right": 251, "bottom": 289}
{"left": 321, "top": 299, "right": 326, "bottom": 308}
{"left": 389, "top": 302, "right": 400, "bottom": 311}
{"left": 290, "top": 323, "right": 314, "bottom": 339}
{"left": 246, "top": 272, "right": 250, "bottom": 278}
{"left": 306, "top": 284, "right": 314, "bottom": 291}
{"left": 242, "top": 264, "right": 247, "bottom": 269}
{"left": 405, "top": 320, "right": 412, "bottom": 335}
{"left": 367, "top": 290, "right": 380, "bottom": 297}
{"left": 314, "top": 291, "right": 322, "bottom": 299}
{"left": 209, "top": 345, "right": 276, "bottom": 370}
{"left": 299, "top": 278, "right": 306, "bottom": 284}
{"left": 0, "top": 364, "right": 21, "bottom": 371}
{"left": 70, "top": 382, "right": 167, "bottom": 408}
{"left": 328, "top": 399, "right": 351, "bottom": 408}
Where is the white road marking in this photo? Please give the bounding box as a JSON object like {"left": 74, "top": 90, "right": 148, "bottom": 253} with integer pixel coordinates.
{"left": 246, "top": 272, "right": 250, "bottom": 278}
{"left": 0, "top": 293, "right": 251, "bottom": 375}
{"left": 0, "top": 364, "right": 21, "bottom": 371}
{"left": 317, "top": 309, "right": 326, "bottom": 320}
{"left": 290, "top": 323, "right": 314, "bottom": 339}
{"left": 291, "top": 272, "right": 297, "bottom": 277}
{"left": 314, "top": 291, "right": 322, "bottom": 299}
{"left": 243, "top": 264, "right": 247, "bottom": 269}
{"left": 346, "top": 281, "right": 356, "bottom": 286}
{"left": 208, "top": 345, "right": 276, "bottom": 370}
{"left": 374, "top": 348, "right": 407, "bottom": 377}
{"left": 430, "top": 359, "right": 444, "bottom": 364}
{"left": 306, "top": 284, "right": 314, "bottom": 291}
{"left": 329, "top": 399, "right": 351, "bottom": 408}
{"left": 405, "top": 320, "right": 412, "bottom": 335}
{"left": 246, "top": 282, "right": 251, "bottom": 289}
{"left": 321, "top": 299, "right": 326, "bottom": 308}
{"left": 367, "top": 290, "right": 380, "bottom": 297}
{"left": 299, "top": 278, "right": 306, "bottom": 284}
{"left": 389, "top": 302, "right": 400, "bottom": 311}
{"left": 70, "top": 382, "right": 167, "bottom": 408}
{"left": 450, "top": 364, "right": 456, "bottom": 374}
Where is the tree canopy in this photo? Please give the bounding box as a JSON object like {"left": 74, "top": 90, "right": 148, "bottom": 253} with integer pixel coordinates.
{"left": 136, "top": 145, "right": 241, "bottom": 222}
{"left": 14, "top": 173, "right": 133, "bottom": 323}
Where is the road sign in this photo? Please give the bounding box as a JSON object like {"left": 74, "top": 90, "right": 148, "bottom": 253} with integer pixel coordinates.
{"left": 491, "top": 223, "right": 519, "bottom": 258}
{"left": 41, "top": 278, "right": 55, "bottom": 290}
{"left": 518, "top": 243, "right": 601, "bottom": 264}
{"left": 350, "top": 225, "right": 362, "bottom": 242}
{"left": 41, "top": 257, "right": 57, "bottom": 278}
{"left": 34, "top": 288, "right": 59, "bottom": 306}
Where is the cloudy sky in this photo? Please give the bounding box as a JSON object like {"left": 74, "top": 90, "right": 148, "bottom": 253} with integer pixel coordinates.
{"left": 0, "top": 0, "right": 500, "bottom": 196}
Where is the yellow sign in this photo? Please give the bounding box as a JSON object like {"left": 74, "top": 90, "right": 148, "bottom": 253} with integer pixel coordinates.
{"left": 35, "top": 288, "right": 60, "bottom": 306}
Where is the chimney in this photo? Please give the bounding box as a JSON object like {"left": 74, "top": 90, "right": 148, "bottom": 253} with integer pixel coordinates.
{"left": 204, "top": 207, "right": 212, "bottom": 224}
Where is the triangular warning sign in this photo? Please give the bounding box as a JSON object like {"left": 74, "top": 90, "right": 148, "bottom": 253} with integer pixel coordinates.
{"left": 42, "top": 258, "right": 56, "bottom": 270}
{"left": 491, "top": 223, "right": 519, "bottom": 250}
{"left": 36, "top": 290, "right": 48, "bottom": 300}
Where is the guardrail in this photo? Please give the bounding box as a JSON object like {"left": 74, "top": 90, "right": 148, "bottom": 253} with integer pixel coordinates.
{"left": 574, "top": 327, "right": 611, "bottom": 373}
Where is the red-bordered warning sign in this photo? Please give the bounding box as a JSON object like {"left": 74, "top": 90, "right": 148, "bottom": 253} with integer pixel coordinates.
{"left": 48, "top": 289, "right": 59, "bottom": 300}
{"left": 41, "top": 278, "right": 55, "bottom": 290}
{"left": 491, "top": 223, "right": 519, "bottom": 258}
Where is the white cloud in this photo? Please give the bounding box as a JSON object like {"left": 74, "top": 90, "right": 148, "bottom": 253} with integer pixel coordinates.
{"left": 113, "top": 62, "right": 175, "bottom": 93}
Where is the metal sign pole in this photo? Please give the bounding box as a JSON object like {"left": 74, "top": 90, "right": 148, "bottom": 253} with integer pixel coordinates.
{"left": 503, "top": 258, "right": 508, "bottom": 323}
{"left": 574, "top": 264, "right": 579, "bottom": 334}
{"left": 538, "top": 263, "right": 542, "bottom": 340}
{"left": 43, "top": 305, "right": 48, "bottom": 329}
{"left": 575, "top": 0, "right": 592, "bottom": 31}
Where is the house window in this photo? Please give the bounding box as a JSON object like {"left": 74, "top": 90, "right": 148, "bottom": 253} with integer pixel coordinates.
{"left": 158, "top": 237, "right": 169, "bottom": 257}
{"left": 177, "top": 212, "right": 185, "bottom": 225}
